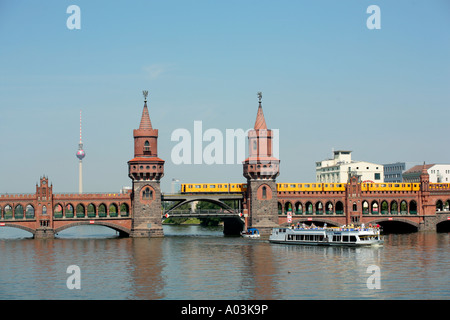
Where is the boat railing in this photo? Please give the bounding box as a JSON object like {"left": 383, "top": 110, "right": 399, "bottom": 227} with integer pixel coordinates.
{"left": 291, "top": 226, "right": 380, "bottom": 232}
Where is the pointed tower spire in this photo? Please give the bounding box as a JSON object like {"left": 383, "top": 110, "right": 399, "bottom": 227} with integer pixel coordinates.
{"left": 139, "top": 90, "right": 153, "bottom": 130}
{"left": 254, "top": 92, "right": 267, "bottom": 130}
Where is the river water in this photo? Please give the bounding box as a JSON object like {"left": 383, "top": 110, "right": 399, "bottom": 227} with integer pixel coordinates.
{"left": 0, "top": 225, "right": 448, "bottom": 300}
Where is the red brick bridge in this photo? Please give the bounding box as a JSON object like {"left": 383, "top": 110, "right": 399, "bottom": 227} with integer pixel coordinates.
{"left": 0, "top": 177, "right": 132, "bottom": 238}
{"left": 1, "top": 94, "right": 450, "bottom": 238}
{"left": 275, "top": 176, "right": 450, "bottom": 233}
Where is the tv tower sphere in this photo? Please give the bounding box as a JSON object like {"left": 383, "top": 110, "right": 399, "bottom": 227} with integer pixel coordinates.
{"left": 76, "top": 148, "right": 85, "bottom": 160}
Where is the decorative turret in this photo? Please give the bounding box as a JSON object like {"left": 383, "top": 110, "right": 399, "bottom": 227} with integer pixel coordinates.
{"left": 128, "top": 91, "right": 165, "bottom": 181}
{"left": 243, "top": 92, "right": 280, "bottom": 180}
{"left": 420, "top": 162, "right": 430, "bottom": 192}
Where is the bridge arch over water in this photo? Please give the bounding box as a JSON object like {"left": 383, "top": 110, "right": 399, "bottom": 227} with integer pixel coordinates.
{"left": 0, "top": 224, "right": 35, "bottom": 236}
{"left": 54, "top": 221, "right": 130, "bottom": 237}
{"left": 368, "top": 218, "right": 419, "bottom": 233}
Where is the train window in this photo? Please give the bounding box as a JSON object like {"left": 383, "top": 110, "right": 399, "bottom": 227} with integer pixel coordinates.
{"left": 312, "top": 184, "right": 316, "bottom": 187}
{"left": 210, "top": 185, "right": 216, "bottom": 188}
{"left": 203, "top": 185, "right": 207, "bottom": 188}
{"left": 325, "top": 184, "right": 328, "bottom": 187}
{"left": 337, "top": 184, "right": 341, "bottom": 187}
{"left": 304, "top": 184, "right": 310, "bottom": 188}
{"left": 298, "top": 184, "right": 302, "bottom": 188}
{"left": 218, "top": 184, "right": 222, "bottom": 188}
{"left": 290, "top": 184, "right": 296, "bottom": 188}
{"left": 395, "top": 184, "right": 400, "bottom": 187}
{"left": 195, "top": 185, "right": 201, "bottom": 188}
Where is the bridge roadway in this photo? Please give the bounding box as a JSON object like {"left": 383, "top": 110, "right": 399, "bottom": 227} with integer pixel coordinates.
{"left": 161, "top": 192, "right": 244, "bottom": 215}
{"left": 163, "top": 209, "right": 243, "bottom": 220}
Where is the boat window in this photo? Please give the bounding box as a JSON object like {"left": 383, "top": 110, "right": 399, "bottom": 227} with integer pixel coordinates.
{"left": 350, "top": 236, "right": 357, "bottom": 242}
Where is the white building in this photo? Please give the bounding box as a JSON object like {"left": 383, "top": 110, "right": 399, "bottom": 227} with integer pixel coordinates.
{"left": 403, "top": 164, "right": 450, "bottom": 183}
{"left": 316, "top": 150, "right": 384, "bottom": 183}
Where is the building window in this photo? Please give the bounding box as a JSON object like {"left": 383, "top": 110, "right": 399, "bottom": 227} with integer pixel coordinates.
{"left": 262, "top": 186, "right": 267, "bottom": 199}
{"left": 374, "top": 173, "right": 381, "bottom": 180}
{"left": 144, "top": 141, "right": 151, "bottom": 154}
{"left": 143, "top": 187, "right": 152, "bottom": 199}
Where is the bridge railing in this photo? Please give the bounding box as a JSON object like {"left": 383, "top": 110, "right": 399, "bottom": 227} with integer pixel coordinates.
{"left": 164, "top": 209, "right": 240, "bottom": 215}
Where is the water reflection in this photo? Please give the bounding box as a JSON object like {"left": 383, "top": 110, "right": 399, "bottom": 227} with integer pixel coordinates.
{"left": 0, "top": 225, "right": 448, "bottom": 299}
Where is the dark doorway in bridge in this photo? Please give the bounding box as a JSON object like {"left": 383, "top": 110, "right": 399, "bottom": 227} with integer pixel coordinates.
{"left": 378, "top": 221, "right": 418, "bottom": 234}
{"left": 436, "top": 220, "right": 450, "bottom": 232}
{"left": 222, "top": 218, "right": 244, "bottom": 236}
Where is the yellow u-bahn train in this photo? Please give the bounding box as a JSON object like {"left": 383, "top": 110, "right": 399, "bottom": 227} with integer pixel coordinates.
{"left": 361, "top": 183, "right": 420, "bottom": 192}
{"left": 181, "top": 182, "right": 422, "bottom": 194}
{"left": 181, "top": 183, "right": 247, "bottom": 193}
{"left": 277, "top": 183, "right": 346, "bottom": 192}
{"left": 277, "top": 182, "right": 420, "bottom": 192}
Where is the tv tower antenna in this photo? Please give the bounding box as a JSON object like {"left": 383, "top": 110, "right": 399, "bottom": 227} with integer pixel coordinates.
{"left": 76, "top": 110, "right": 86, "bottom": 194}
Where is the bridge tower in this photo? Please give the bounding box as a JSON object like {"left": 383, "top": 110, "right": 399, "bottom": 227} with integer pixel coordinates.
{"left": 128, "top": 91, "right": 165, "bottom": 237}
{"left": 419, "top": 163, "right": 436, "bottom": 230}
{"left": 34, "top": 176, "right": 55, "bottom": 239}
{"left": 243, "top": 92, "right": 280, "bottom": 236}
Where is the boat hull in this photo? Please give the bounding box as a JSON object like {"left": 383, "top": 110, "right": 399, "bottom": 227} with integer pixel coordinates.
{"left": 269, "top": 227, "right": 383, "bottom": 247}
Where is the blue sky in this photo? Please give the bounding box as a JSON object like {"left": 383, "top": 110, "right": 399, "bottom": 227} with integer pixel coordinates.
{"left": 1, "top": 0, "right": 449, "bottom": 193}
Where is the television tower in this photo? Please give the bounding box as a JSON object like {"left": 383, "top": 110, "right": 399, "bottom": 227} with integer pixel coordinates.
{"left": 76, "top": 110, "right": 86, "bottom": 194}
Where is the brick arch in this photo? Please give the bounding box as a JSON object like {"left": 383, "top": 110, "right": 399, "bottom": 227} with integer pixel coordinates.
{"left": 119, "top": 203, "right": 130, "bottom": 216}
{"left": 2, "top": 204, "right": 13, "bottom": 219}
{"left": 98, "top": 203, "right": 107, "bottom": 217}
{"left": 14, "top": 204, "right": 25, "bottom": 219}
{"left": 108, "top": 203, "right": 119, "bottom": 217}
{"left": 294, "top": 201, "right": 303, "bottom": 214}
{"left": 54, "top": 221, "right": 130, "bottom": 236}
{"left": 436, "top": 199, "right": 444, "bottom": 211}
{"left": 315, "top": 201, "right": 324, "bottom": 214}
{"left": 284, "top": 201, "right": 293, "bottom": 212}
{"left": 367, "top": 217, "right": 420, "bottom": 229}
{"left": 0, "top": 223, "right": 35, "bottom": 236}
{"left": 436, "top": 213, "right": 450, "bottom": 224}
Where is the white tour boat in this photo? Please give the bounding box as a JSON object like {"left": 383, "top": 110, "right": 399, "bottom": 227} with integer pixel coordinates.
{"left": 269, "top": 226, "right": 383, "bottom": 246}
